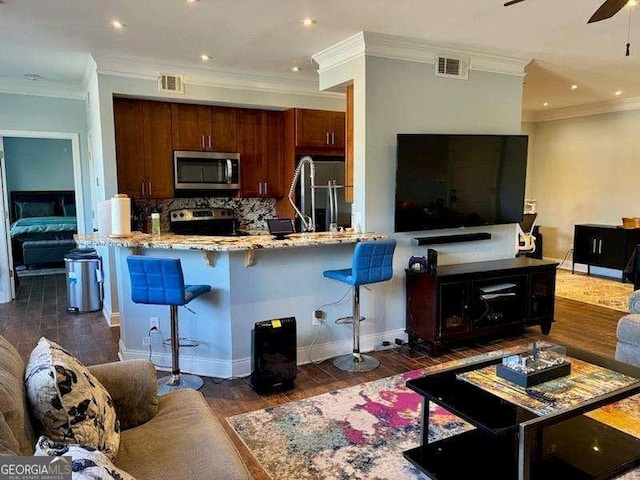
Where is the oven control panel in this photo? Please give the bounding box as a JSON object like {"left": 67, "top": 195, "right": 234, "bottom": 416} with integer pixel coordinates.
{"left": 169, "top": 208, "right": 235, "bottom": 222}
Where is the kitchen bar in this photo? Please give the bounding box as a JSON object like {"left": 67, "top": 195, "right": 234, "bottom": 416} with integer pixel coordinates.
{"left": 76, "top": 231, "right": 392, "bottom": 378}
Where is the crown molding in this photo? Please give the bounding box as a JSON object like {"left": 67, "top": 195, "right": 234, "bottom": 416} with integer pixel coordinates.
{"left": 0, "top": 77, "right": 85, "bottom": 100}
{"left": 312, "top": 31, "right": 530, "bottom": 78}
{"left": 524, "top": 96, "right": 640, "bottom": 122}
{"left": 312, "top": 32, "right": 367, "bottom": 75}
{"left": 93, "top": 55, "right": 343, "bottom": 99}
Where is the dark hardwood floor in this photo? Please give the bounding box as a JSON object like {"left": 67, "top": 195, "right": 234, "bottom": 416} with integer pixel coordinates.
{"left": 0, "top": 273, "right": 626, "bottom": 479}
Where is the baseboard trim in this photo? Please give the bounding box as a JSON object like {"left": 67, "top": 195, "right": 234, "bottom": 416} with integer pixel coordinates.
{"left": 102, "top": 307, "right": 120, "bottom": 327}
{"left": 119, "top": 327, "right": 409, "bottom": 379}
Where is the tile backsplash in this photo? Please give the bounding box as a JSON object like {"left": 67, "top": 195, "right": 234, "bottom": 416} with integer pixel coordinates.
{"left": 133, "top": 197, "right": 276, "bottom": 233}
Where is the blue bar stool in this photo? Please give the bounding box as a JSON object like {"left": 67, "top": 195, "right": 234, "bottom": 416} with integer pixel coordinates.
{"left": 127, "top": 256, "right": 211, "bottom": 395}
{"left": 323, "top": 239, "right": 396, "bottom": 372}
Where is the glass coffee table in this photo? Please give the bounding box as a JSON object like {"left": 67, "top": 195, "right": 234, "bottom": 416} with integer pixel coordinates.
{"left": 403, "top": 345, "right": 640, "bottom": 480}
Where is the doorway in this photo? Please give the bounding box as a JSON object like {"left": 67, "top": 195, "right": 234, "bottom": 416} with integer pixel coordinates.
{"left": 0, "top": 130, "right": 84, "bottom": 303}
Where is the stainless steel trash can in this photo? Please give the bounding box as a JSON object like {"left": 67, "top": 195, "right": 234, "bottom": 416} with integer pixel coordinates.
{"left": 65, "top": 248, "right": 103, "bottom": 313}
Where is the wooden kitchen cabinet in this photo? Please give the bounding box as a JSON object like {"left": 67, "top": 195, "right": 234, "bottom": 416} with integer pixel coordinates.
{"left": 114, "top": 98, "right": 173, "bottom": 199}
{"left": 237, "top": 109, "right": 285, "bottom": 198}
{"left": 295, "top": 109, "right": 345, "bottom": 149}
{"left": 238, "top": 109, "right": 263, "bottom": 197}
{"left": 263, "top": 111, "right": 285, "bottom": 198}
{"left": 171, "top": 103, "right": 238, "bottom": 152}
{"left": 345, "top": 84, "right": 354, "bottom": 202}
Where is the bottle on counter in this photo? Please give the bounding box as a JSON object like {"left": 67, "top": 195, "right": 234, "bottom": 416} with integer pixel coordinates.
{"left": 151, "top": 213, "right": 161, "bottom": 236}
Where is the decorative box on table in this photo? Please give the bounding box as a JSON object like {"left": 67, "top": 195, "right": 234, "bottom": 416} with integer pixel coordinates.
{"left": 496, "top": 343, "right": 571, "bottom": 387}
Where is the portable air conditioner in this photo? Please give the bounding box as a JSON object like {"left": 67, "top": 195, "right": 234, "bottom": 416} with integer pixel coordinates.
{"left": 251, "top": 317, "right": 297, "bottom": 394}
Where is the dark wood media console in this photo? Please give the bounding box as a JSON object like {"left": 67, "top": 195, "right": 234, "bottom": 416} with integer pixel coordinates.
{"left": 405, "top": 257, "right": 558, "bottom": 356}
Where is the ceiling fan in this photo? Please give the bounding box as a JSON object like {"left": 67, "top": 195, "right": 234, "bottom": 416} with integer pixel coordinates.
{"left": 504, "top": 0, "right": 631, "bottom": 23}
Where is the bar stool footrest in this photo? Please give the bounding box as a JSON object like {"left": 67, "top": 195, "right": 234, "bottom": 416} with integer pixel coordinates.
{"left": 163, "top": 337, "right": 199, "bottom": 348}
{"left": 335, "top": 316, "right": 366, "bottom": 325}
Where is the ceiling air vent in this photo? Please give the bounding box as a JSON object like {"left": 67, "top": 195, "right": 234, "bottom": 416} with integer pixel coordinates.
{"left": 435, "top": 56, "right": 469, "bottom": 80}
{"left": 158, "top": 73, "right": 185, "bottom": 94}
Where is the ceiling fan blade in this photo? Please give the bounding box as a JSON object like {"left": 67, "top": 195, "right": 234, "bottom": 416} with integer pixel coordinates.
{"left": 504, "top": 0, "right": 527, "bottom": 6}
{"left": 588, "top": 0, "right": 629, "bottom": 23}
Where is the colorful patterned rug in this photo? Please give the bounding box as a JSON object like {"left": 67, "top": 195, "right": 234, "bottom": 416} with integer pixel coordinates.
{"left": 555, "top": 268, "right": 633, "bottom": 312}
{"left": 227, "top": 351, "right": 640, "bottom": 480}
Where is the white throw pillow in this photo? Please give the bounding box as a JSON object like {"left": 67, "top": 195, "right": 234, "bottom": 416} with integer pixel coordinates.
{"left": 25, "top": 338, "right": 120, "bottom": 460}
{"left": 35, "top": 436, "right": 136, "bottom": 480}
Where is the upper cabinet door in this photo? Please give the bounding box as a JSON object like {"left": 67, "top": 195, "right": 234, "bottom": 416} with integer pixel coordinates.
{"left": 294, "top": 109, "right": 346, "bottom": 149}
{"left": 237, "top": 109, "right": 263, "bottom": 197}
{"left": 142, "top": 102, "right": 174, "bottom": 199}
{"left": 171, "top": 103, "right": 210, "bottom": 151}
{"left": 295, "top": 109, "right": 331, "bottom": 148}
{"left": 330, "top": 111, "right": 345, "bottom": 149}
{"left": 114, "top": 98, "right": 146, "bottom": 199}
{"left": 263, "top": 111, "right": 285, "bottom": 198}
{"left": 211, "top": 107, "right": 238, "bottom": 152}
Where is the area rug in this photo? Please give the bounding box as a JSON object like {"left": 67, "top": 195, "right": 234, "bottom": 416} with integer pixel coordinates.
{"left": 555, "top": 268, "right": 633, "bottom": 312}
{"left": 227, "top": 350, "right": 640, "bottom": 480}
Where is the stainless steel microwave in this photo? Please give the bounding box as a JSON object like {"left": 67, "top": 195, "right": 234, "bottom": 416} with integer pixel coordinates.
{"left": 174, "top": 151, "right": 240, "bottom": 191}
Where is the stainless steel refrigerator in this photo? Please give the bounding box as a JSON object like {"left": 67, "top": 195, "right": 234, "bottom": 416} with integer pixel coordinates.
{"left": 298, "top": 157, "right": 351, "bottom": 232}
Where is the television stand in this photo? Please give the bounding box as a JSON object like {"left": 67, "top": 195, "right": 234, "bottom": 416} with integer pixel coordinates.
{"left": 405, "top": 257, "right": 558, "bottom": 356}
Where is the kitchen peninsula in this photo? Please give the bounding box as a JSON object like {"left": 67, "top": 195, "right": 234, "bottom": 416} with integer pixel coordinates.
{"left": 76, "top": 231, "right": 388, "bottom": 378}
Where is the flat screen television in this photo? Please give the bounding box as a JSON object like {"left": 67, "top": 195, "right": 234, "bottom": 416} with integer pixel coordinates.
{"left": 395, "top": 134, "right": 528, "bottom": 233}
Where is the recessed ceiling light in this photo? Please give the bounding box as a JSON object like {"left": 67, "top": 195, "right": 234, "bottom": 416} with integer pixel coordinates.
{"left": 543, "top": 102, "right": 549, "bottom": 107}
{"left": 186, "top": 0, "right": 199, "bottom": 2}
{"left": 23, "top": 73, "right": 42, "bottom": 81}
{"left": 616, "top": 90, "right": 623, "bottom": 96}
{"left": 628, "top": 0, "right": 637, "bottom": 7}
{"left": 291, "top": 66, "right": 301, "bottom": 72}
{"left": 571, "top": 84, "right": 578, "bottom": 90}
{"left": 200, "top": 54, "right": 211, "bottom": 62}
{"left": 111, "top": 19, "right": 126, "bottom": 30}
{"left": 301, "top": 18, "right": 317, "bottom": 26}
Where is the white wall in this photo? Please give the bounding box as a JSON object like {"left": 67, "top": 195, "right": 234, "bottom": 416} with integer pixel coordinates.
{"left": 528, "top": 109, "right": 640, "bottom": 260}
{"left": 0, "top": 93, "right": 91, "bottom": 231}
{"left": 4, "top": 138, "right": 74, "bottom": 192}
{"left": 316, "top": 53, "right": 526, "bottom": 348}
{"left": 521, "top": 121, "right": 537, "bottom": 200}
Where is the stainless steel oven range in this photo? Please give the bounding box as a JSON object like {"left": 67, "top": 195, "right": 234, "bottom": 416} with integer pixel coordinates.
{"left": 169, "top": 208, "right": 241, "bottom": 236}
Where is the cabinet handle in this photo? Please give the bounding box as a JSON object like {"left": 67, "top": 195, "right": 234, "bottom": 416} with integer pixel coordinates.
{"left": 264, "top": 182, "right": 268, "bottom": 195}
{"left": 332, "top": 132, "right": 335, "bottom": 145}
{"left": 598, "top": 239, "right": 602, "bottom": 254}
{"left": 148, "top": 181, "right": 152, "bottom": 197}
{"left": 208, "top": 135, "right": 212, "bottom": 150}
{"left": 258, "top": 183, "right": 262, "bottom": 195}
{"left": 592, "top": 238, "right": 597, "bottom": 253}
{"left": 326, "top": 132, "right": 330, "bottom": 145}
{"left": 141, "top": 182, "right": 145, "bottom": 197}
{"left": 201, "top": 135, "right": 205, "bottom": 149}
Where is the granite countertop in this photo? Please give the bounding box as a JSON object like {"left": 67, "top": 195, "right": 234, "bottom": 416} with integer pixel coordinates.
{"left": 74, "top": 231, "right": 387, "bottom": 252}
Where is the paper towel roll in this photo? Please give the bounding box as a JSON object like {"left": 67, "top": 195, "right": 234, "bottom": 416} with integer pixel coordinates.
{"left": 110, "top": 194, "right": 131, "bottom": 237}
{"left": 97, "top": 200, "right": 112, "bottom": 237}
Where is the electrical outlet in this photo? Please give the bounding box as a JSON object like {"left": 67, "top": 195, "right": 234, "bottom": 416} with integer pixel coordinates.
{"left": 313, "top": 309, "right": 323, "bottom": 326}
{"left": 150, "top": 317, "right": 160, "bottom": 331}
{"left": 142, "top": 336, "right": 150, "bottom": 346}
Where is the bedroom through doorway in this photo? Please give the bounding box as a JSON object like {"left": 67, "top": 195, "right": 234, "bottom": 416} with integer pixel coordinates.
{"left": 0, "top": 131, "right": 84, "bottom": 303}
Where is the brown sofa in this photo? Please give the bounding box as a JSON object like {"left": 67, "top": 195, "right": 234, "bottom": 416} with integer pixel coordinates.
{"left": 0, "top": 335, "right": 252, "bottom": 479}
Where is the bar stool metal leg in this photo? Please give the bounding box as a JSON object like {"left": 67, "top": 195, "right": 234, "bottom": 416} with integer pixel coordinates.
{"left": 333, "top": 286, "right": 380, "bottom": 373}
{"left": 157, "top": 305, "right": 204, "bottom": 395}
